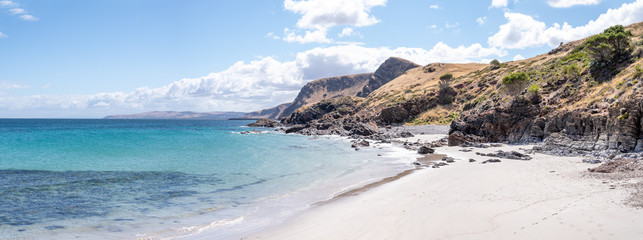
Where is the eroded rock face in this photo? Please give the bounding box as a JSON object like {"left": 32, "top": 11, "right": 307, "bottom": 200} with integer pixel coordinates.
{"left": 357, "top": 57, "right": 421, "bottom": 97}
{"left": 449, "top": 97, "right": 643, "bottom": 154}
{"left": 247, "top": 118, "right": 281, "bottom": 127}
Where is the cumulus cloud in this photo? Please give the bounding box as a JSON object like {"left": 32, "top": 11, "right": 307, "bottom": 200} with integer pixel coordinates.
{"left": 0, "top": 32, "right": 6, "bottom": 38}
{"left": 8, "top": 7, "right": 23, "bottom": 14}
{"left": 430, "top": 4, "right": 440, "bottom": 9}
{"left": 0, "top": 0, "right": 17, "bottom": 7}
{"left": 19, "top": 14, "right": 38, "bottom": 21}
{"left": 284, "top": 0, "right": 386, "bottom": 29}
{"left": 490, "top": 0, "right": 508, "bottom": 8}
{"left": 282, "top": 0, "right": 386, "bottom": 43}
{"left": 548, "top": 0, "right": 602, "bottom": 8}
{"left": 512, "top": 54, "right": 525, "bottom": 61}
{"left": 489, "top": 0, "right": 643, "bottom": 49}
{"left": 0, "top": 43, "right": 505, "bottom": 117}
{"left": 0, "top": 81, "right": 29, "bottom": 89}
{"left": 283, "top": 27, "right": 331, "bottom": 43}
{"left": 1, "top": 1, "right": 39, "bottom": 22}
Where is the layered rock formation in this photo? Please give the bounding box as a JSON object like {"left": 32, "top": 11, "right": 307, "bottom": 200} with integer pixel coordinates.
{"left": 278, "top": 57, "right": 420, "bottom": 119}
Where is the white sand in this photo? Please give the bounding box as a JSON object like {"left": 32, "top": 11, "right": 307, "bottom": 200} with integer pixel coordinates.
{"left": 244, "top": 143, "right": 643, "bottom": 240}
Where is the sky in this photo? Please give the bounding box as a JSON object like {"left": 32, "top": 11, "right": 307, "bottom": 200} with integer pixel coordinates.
{"left": 1, "top": 0, "right": 642, "bottom": 118}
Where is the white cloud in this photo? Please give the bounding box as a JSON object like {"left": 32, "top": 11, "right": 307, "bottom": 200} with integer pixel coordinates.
{"left": 19, "top": 14, "right": 38, "bottom": 21}
{"left": 512, "top": 54, "right": 525, "bottom": 61}
{"left": 489, "top": 0, "right": 643, "bottom": 49}
{"left": 0, "top": 32, "right": 6, "bottom": 38}
{"left": 477, "top": 16, "right": 487, "bottom": 25}
{"left": 429, "top": 24, "right": 437, "bottom": 29}
{"left": 8, "top": 7, "right": 23, "bottom": 14}
{"left": 282, "top": 0, "right": 386, "bottom": 43}
{"left": 548, "top": 0, "right": 602, "bottom": 8}
{"left": 338, "top": 27, "right": 355, "bottom": 37}
{"left": 0, "top": 81, "right": 29, "bottom": 89}
{"left": 284, "top": 0, "right": 386, "bottom": 29}
{"left": 445, "top": 22, "right": 460, "bottom": 29}
{"left": 0, "top": 0, "right": 17, "bottom": 7}
{"left": 490, "top": 0, "right": 508, "bottom": 8}
{"left": 430, "top": 4, "right": 440, "bottom": 9}
{"left": 0, "top": 43, "right": 505, "bottom": 117}
{"left": 283, "top": 27, "right": 331, "bottom": 43}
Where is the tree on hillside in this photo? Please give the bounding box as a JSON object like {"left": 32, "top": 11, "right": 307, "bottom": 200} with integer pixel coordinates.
{"left": 490, "top": 59, "right": 500, "bottom": 69}
{"left": 438, "top": 73, "right": 455, "bottom": 104}
{"left": 585, "top": 25, "right": 633, "bottom": 65}
{"left": 438, "top": 73, "right": 453, "bottom": 92}
{"left": 502, "top": 72, "right": 530, "bottom": 96}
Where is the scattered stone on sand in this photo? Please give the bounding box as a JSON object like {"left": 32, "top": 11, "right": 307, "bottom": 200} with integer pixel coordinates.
{"left": 469, "top": 159, "right": 476, "bottom": 163}
{"left": 582, "top": 159, "right": 603, "bottom": 164}
{"left": 442, "top": 156, "right": 455, "bottom": 163}
{"left": 476, "top": 150, "right": 532, "bottom": 160}
{"left": 482, "top": 159, "right": 501, "bottom": 164}
{"left": 417, "top": 146, "right": 435, "bottom": 154}
{"left": 459, "top": 142, "right": 489, "bottom": 148}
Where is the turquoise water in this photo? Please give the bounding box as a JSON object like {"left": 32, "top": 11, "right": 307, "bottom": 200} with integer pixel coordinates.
{"left": 0, "top": 119, "right": 414, "bottom": 239}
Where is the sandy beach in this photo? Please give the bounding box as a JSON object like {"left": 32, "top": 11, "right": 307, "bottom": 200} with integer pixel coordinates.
{"left": 243, "top": 135, "right": 643, "bottom": 240}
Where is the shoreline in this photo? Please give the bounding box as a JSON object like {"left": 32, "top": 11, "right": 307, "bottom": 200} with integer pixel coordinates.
{"left": 238, "top": 131, "right": 643, "bottom": 240}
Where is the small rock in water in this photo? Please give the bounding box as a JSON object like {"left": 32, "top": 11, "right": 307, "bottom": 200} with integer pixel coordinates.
{"left": 469, "top": 159, "right": 476, "bottom": 162}
{"left": 413, "top": 162, "right": 421, "bottom": 166}
{"left": 482, "top": 159, "right": 501, "bottom": 164}
{"left": 44, "top": 225, "right": 65, "bottom": 230}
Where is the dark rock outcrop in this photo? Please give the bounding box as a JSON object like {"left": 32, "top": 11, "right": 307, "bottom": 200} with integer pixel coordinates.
{"left": 417, "top": 146, "right": 435, "bottom": 154}
{"left": 449, "top": 96, "right": 643, "bottom": 154}
{"left": 248, "top": 118, "right": 282, "bottom": 127}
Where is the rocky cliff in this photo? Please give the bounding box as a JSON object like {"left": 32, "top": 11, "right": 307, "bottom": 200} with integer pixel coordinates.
{"left": 242, "top": 102, "right": 291, "bottom": 119}
{"left": 266, "top": 23, "right": 643, "bottom": 157}
{"left": 278, "top": 57, "right": 421, "bottom": 119}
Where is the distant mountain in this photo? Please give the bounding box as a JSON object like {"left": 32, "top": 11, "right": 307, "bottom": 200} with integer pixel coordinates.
{"left": 241, "top": 102, "right": 292, "bottom": 119}
{"left": 103, "top": 111, "right": 246, "bottom": 120}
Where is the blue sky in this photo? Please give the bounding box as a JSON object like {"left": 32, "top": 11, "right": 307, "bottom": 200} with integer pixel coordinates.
{"left": 0, "top": 0, "right": 642, "bottom": 118}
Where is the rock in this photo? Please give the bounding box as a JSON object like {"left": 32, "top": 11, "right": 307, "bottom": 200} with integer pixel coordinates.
{"left": 417, "top": 146, "right": 435, "bottom": 154}
{"left": 583, "top": 159, "right": 602, "bottom": 164}
{"left": 351, "top": 140, "right": 370, "bottom": 148}
{"left": 469, "top": 159, "right": 476, "bottom": 162}
{"left": 412, "top": 162, "right": 421, "bottom": 166}
{"left": 475, "top": 150, "right": 532, "bottom": 160}
{"left": 442, "top": 156, "right": 455, "bottom": 163}
{"left": 240, "top": 130, "right": 262, "bottom": 134}
{"left": 459, "top": 148, "right": 473, "bottom": 152}
{"left": 248, "top": 118, "right": 281, "bottom": 127}
{"left": 482, "top": 159, "right": 501, "bottom": 164}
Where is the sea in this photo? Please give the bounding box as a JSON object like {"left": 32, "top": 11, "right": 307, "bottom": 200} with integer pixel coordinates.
{"left": 0, "top": 119, "right": 417, "bottom": 239}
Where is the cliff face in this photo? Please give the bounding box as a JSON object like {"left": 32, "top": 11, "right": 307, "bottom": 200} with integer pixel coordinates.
{"left": 280, "top": 73, "right": 372, "bottom": 119}
{"left": 278, "top": 57, "right": 421, "bottom": 119}
{"left": 272, "top": 23, "right": 643, "bottom": 156}
{"left": 356, "top": 57, "right": 421, "bottom": 97}
{"left": 242, "top": 102, "right": 292, "bottom": 119}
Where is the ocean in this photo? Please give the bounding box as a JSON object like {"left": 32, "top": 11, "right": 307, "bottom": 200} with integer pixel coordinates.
{"left": 0, "top": 119, "right": 416, "bottom": 239}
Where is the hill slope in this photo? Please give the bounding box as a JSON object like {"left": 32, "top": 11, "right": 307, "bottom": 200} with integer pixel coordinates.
{"left": 279, "top": 22, "right": 643, "bottom": 154}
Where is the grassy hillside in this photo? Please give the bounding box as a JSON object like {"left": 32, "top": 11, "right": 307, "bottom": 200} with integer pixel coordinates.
{"left": 356, "top": 22, "right": 643, "bottom": 126}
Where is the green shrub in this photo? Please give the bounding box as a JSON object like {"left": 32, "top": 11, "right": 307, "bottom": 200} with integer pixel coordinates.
{"left": 527, "top": 84, "right": 540, "bottom": 94}
{"left": 634, "top": 65, "right": 643, "bottom": 79}
{"left": 585, "top": 25, "right": 633, "bottom": 64}
{"left": 502, "top": 72, "right": 530, "bottom": 96}
{"left": 490, "top": 59, "right": 500, "bottom": 69}
{"left": 439, "top": 73, "right": 453, "bottom": 81}
{"left": 618, "top": 112, "right": 629, "bottom": 120}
